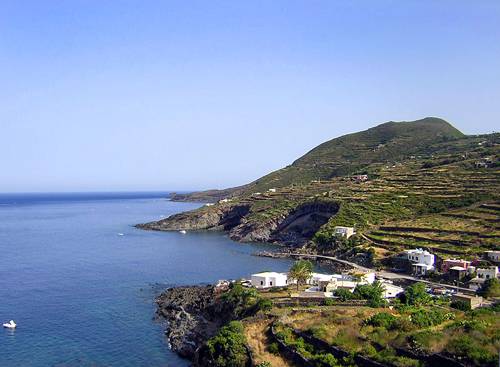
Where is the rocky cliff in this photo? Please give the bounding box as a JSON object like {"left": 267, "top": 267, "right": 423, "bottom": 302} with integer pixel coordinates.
{"left": 156, "top": 285, "right": 236, "bottom": 359}
{"left": 139, "top": 199, "right": 340, "bottom": 247}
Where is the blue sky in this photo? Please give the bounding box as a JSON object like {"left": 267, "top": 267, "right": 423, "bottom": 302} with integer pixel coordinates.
{"left": 1, "top": 1, "right": 499, "bottom": 192}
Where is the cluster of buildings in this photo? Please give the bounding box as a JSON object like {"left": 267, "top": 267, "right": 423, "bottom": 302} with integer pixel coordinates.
{"left": 401, "top": 248, "right": 500, "bottom": 292}
{"left": 474, "top": 157, "right": 493, "bottom": 168}
{"left": 249, "top": 270, "right": 404, "bottom": 299}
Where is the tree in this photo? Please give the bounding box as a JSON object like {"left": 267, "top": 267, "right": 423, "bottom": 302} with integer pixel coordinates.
{"left": 400, "top": 282, "right": 431, "bottom": 306}
{"left": 479, "top": 278, "right": 500, "bottom": 298}
{"left": 288, "top": 260, "right": 314, "bottom": 290}
{"left": 354, "top": 281, "right": 385, "bottom": 307}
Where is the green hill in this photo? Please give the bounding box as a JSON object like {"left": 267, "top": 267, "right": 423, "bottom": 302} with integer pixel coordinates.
{"left": 173, "top": 117, "right": 466, "bottom": 201}
{"left": 248, "top": 117, "right": 464, "bottom": 192}
{"left": 140, "top": 117, "right": 499, "bottom": 258}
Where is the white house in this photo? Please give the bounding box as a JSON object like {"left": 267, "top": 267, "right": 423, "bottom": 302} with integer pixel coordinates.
{"left": 308, "top": 273, "right": 336, "bottom": 285}
{"left": 404, "top": 249, "right": 435, "bottom": 275}
{"left": 251, "top": 272, "right": 288, "bottom": 288}
{"left": 485, "top": 251, "right": 500, "bottom": 262}
{"left": 476, "top": 266, "right": 499, "bottom": 280}
{"left": 381, "top": 282, "right": 404, "bottom": 299}
{"left": 469, "top": 278, "right": 485, "bottom": 291}
{"left": 358, "top": 272, "right": 376, "bottom": 285}
{"left": 334, "top": 226, "right": 356, "bottom": 239}
{"left": 268, "top": 188, "right": 277, "bottom": 193}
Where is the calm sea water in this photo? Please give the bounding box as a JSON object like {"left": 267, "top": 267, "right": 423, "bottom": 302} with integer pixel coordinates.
{"left": 0, "top": 193, "right": 292, "bottom": 366}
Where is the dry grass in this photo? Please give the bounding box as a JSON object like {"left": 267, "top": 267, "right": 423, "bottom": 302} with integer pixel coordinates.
{"left": 244, "top": 319, "right": 293, "bottom": 367}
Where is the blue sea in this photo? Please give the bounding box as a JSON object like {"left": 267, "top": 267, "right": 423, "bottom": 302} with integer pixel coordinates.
{"left": 0, "top": 192, "right": 292, "bottom": 366}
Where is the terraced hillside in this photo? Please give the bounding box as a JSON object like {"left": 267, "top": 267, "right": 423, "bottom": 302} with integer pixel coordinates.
{"left": 139, "top": 119, "right": 499, "bottom": 257}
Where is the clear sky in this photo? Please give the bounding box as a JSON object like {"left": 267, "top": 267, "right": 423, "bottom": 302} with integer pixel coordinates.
{"left": 1, "top": 1, "right": 499, "bottom": 192}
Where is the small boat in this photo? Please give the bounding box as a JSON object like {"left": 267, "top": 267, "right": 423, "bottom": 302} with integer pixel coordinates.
{"left": 179, "top": 230, "right": 187, "bottom": 234}
{"left": 3, "top": 320, "right": 16, "bottom": 329}
{"left": 117, "top": 233, "right": 124, "bottom": 236}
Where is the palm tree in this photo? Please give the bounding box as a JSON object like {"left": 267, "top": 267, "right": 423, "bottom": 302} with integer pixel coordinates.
{"left": 288, "top": 260, "right": 314, "bottom": 290}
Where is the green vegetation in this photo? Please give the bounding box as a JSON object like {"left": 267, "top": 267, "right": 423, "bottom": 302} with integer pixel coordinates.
{"left": 353, "top": 281, "right": 385, "bottom": 307}
{"left": 206, "top": 321, "right": 249, "bottom": 367}
{"left": 399, "top": 283, "right": 431, "bottom": 306}
{"left": 221, "top": 283, "right": 261, "bottom": 317}
{"left": 280, "top": 301, "right": 500, "bottom": 367}
{"left": 332, "top": 288, "right": 356, "bottom": 301}
{"left": 274, "top": 323, "right": 342, "bottom": 367}
{"left": 479, "top": 278, "right": 500, "bottom": 298}
{"left": 154, "top": 120, "right": 499, "bottom": 259}
{"left": 288, "top": 260, "right": 314, "bottom": 290}
{"left": 245, "top": 117, "right": 465, "bottom": 192}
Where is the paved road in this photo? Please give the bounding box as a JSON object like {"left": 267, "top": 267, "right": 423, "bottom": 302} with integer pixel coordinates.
{"left": 281, "top": 252, "right": 475, "bottom": 294}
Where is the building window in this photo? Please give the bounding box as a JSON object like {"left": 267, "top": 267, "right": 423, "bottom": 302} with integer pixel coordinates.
{"left": 260, "top": 281, "right": 264, "bottom": 285}
{"left": 270, "top": 281, "right": 273, "bottom": 286}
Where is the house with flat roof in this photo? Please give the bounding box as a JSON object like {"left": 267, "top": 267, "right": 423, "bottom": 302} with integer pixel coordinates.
{"left": 333, "top": 226, "right": 355, "bottom": 239}
{"left": 251, "top": 272, "right": 288, "bottom": 288}
{"left": 441, "top": 258, "right": 471, "bottom": 273}
{"left": 452, "top": 293, "right": 483, "bottom": 309}
{"left": 381, "top": 283, "right": 404, "bottom": 299}
{"left": 485, "top": 250, "right": 500, "bottom": 263}
{"left": 404, "top": 248, "right": 435, "bottom": 275}
{"left": 476, "top": 266, "right": 499, "bottom": 280}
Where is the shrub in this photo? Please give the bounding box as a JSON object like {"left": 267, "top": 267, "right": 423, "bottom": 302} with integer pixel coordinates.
{"left": 256, "top": 298, "right": 273, "bottom": 312}
{"left": 409, "top": 330, "right": 443, "bottom": 350}
{"left": 409, "top": 309, "right": 450, "bottom": 328}
{"left": 447, "top": 335, "right": 497, "bottom": 365}
{"left": 479, "top": 278, "right": 500, "bottom": 298}
{"left": 267, "top": 342, "right": 279, "bottom": 355}
{"left": 313, "top": 353, "right": 340, "bottom": 367}
{"left": 366, "top": 312, "right": 397, "bottom": 329}
{"left": 450, "top": 300, "right": 470, "bottom": 311}
{"left": 310, "top": 325, "right": 328, "bottom": 339}
{"left": 391, "top": 317, "right": 415, "bottom": 332}
{"left": 333, "top": 288, "right": 356, "bottom": 301}
{"left": 256, "top": 362, "right": 271, "bottom": 367}
{"left": 206, "top": 321, "right": 248, "bottom": 367}
{"left": 324, "top": 298, "right": 335, "bottom": 306}
{"left": 400, "top": 283, "right": 431, "bottom": 306}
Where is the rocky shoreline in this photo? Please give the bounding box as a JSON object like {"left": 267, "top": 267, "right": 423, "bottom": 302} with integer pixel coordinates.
{"left": 155, "top": 285, "right": 237, "bottom": 362}
{"left": 137, "top": 200, "right": 340, "bottom": 248}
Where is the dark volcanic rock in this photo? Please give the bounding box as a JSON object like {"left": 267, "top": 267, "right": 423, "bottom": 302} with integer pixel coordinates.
{"left": 156, "top": 285, "right": 235, "bottom": 360}
{"left": 137, "top": 203, "right": 250, "bottom": 232}
{"left": 139, "top": 200, "right": 339, "bottom": 248}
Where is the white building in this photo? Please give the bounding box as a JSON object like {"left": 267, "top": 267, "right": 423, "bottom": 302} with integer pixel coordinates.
{"left": 268, "top": 188, "right": 276, "bottom": 193}
{"left": 251, "top": 272, "right": 288, "bottom": 288}
{"left": 485, "top": 251, "right": 500, "bottom": 262}
{"left": 469, "top": 278, "right": 485, "bottom": 291}
{"left": 468, "top": 266, "right": 499, "bottom": 291}
{"left": 334, "top": 226, "right": 355, "bottom": 239}
{"left": 308, "top": 273, "right": 336, "bottom": 285}
{"left": 358, "top": 272, "right": 376, "bottom": 285}
{"left": 476, "top": 266, "right": 499, "bottom": 280}
{"left": 405, "top": 249, "right": 435, "bottom": 275}
{"left": 381, "top": 282, "right": 404, "bottom": 299}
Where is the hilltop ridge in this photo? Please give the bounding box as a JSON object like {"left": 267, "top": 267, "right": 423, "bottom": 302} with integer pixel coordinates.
{"left": 171, "top": 117, "right": 465, "bottom": 202}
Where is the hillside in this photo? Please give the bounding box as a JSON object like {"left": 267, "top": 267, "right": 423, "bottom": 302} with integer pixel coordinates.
{"left": 173, "top": 117, "right": 465, "bottom": 201}
{"left": 138, "top": 118, "right": 499, "bottom": 258}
